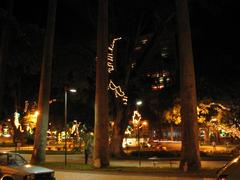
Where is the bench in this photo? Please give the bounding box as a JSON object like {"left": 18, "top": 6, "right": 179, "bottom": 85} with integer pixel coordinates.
{"left": 148, "top": 156, "right": 178, "bottom": 168}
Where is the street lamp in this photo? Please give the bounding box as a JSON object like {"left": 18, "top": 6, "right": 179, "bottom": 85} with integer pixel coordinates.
{"left": 64, "top": 86, "right": 77, "bottom": 166}
{"left": 136, "top": 100, "right": 142, "bottom": 110}
{"left": 136, "top": 100, "right": 142, "bottom": 167}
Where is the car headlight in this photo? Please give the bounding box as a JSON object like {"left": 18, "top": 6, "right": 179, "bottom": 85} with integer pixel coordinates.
{"left": 25, "top": 174, "right": 35, "bottom": 180}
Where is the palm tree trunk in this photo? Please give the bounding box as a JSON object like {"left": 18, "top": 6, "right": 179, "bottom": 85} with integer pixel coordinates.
{"left": 170, "top": 123, "right": 174, "bottom": 141}
{"left": 0, "top": 0, "right": 14, "bottom": 121}
{"left": 175, "top": 0, "right": 201, "bottom": 171}
{"left": 93, "top": 0, "right": 109, "bottom": 168}
{"left": 31, "top": 0, "right": 57, "bottom": 164}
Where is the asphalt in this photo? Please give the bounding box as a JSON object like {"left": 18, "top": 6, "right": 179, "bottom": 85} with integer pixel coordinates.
{"left": 54, "top": 170, "right": 216, "bottom": 180}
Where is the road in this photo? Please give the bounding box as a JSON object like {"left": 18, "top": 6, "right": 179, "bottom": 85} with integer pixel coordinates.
{"left": 55, "top": 170, "right": 215, "bottom": 180}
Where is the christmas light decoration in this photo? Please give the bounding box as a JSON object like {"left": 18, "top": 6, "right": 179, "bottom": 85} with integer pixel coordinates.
{"left": 71, "top": 120, "right": 81, "bottom": 136}
{"left": 107, "top": 37, "right": 128, "bottom": 105}
{"left": 107, "top": 37, "right": 121, "bottom": 73}
{"left": 14, "top": 111, "right": 21, "bottom": 129}
{"left": 108, "top": 80, "right": 128, "bottom": 105}
{"left": 164, "top": 101, "right": 240, "bottom": 138}
{"left": 132, "top": 110, "right": 141, "bottom": 127}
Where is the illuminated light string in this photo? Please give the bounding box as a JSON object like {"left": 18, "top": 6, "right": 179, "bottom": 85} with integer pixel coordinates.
{"left": 107, "top": 37, "right": 121, "bottom": 73}
{"left": 107, "top": 37, "right": 128, "bottom": 105}
{"left": 208, "top": 122, "right": 240, "bottom": 138}
{"left": 132, "top": 110, "right": 142, "bottom": 126}
{"left": 107, "top": 62, "right": 114, "bottom": 73}
{"left": 108, "top": 80, "right": 128, "bottom": 105}
{"left": 200, "top": 102, "right": 230, "bottom": 111}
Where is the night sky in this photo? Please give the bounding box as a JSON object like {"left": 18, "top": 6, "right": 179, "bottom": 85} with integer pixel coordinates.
{"left": 6, "top": 0, "right": 237, "bottom": 81}
{"left": 0, "top": 0, "right": 239, "bottom": 126}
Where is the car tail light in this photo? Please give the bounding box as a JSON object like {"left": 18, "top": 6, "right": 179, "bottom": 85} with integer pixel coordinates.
{"left": 217, "top": 175, "right": 228, "bottom": 180}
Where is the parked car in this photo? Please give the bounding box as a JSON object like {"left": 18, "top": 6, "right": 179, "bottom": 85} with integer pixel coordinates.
{"left": 0, "top": 152, "right": 55, "bottom": 180}
{"left": 216, "top": 155, "right": 240, "bottom": 180}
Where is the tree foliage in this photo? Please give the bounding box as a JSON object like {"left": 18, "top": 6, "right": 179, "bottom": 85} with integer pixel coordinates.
{"left": 162, "top": 100, "right": 240, "bottom": 138}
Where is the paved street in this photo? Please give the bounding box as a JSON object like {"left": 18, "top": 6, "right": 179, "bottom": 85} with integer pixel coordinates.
{"left": 55, "top": 170, "right": 215, "bottom": 180}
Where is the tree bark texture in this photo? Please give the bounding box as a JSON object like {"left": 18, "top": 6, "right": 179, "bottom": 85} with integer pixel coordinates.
{"left": 31, "top": 0, "right": 57, "bottom": 164}
{"left": 175, "top": 0, "right": 201, "bottom": 171}
{"left": 0, "top": 0, "right": 13, "bottom": 120}
{"left": 110, "top": 106, "right": 128, "bottom": 157}
{"left": 93, "top": 0, "right": 110, "bottom": 168}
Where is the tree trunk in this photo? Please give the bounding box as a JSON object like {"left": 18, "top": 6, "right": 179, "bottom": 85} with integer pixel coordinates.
{"left": 110, "top": 106, "right": 128, "bottom": 157}
{"left": 93, "top": 0, "right": 109, "bottom": 168}
{"left": 170, "top": 123, "right": 174, "bottom": 141}
{"left": 176, "top": 0, "right": 201, "bottom": 171}
{"left": 0, "top": 0, "right": 14, "bottom": 121}
{"left": 111, "top": 124, "right": 124, "bottom": 157}
{"left": 204, "top": 127, "right": 210, "bottom": 144}
{"left": 31, "top": 0, "right": 57, "bottom": 164}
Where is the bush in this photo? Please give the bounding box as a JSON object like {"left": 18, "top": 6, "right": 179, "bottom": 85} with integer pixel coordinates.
{"left": 0, "top": 142, "right": 15, "bottom": 147}
{"left": 130, "top": 150, "right": 180, "bottom": 158}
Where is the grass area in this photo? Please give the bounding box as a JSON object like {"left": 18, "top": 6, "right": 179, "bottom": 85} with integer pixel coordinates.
{"left": 43, "top": 162, "right": 93, "bottom": 170}
{"left": 10, "top": 150, "right": 81, "bottom": 155}
{"left": 11, "top": 149, "right": 232, "bottom": 160}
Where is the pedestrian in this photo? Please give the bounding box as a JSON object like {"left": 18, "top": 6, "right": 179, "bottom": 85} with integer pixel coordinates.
{"left": 84, "top": 146, "right": 90, "bottom": 164}
{"left": 83, "top": 131, "right": 93, "bottom": 164}
{"left": 212, "top": 141, "right": 216, "bottom": 151}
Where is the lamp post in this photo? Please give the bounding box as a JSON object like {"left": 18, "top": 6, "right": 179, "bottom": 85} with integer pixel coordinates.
{"left": 64, "top": 86, "right": 77, "bottom": 166}
{"left": 136, "top": 100, "right": 142, "bottom": 167}
{"left": 136, "top": 100, "right": 142, "bottom": 110}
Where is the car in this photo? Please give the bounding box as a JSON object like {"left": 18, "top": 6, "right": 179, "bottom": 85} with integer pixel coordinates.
{"left": 216, "top": 155, "right": 240, "bottom": 180}
{"left": 0, "top": 152, "right": 55, "bottom": 180}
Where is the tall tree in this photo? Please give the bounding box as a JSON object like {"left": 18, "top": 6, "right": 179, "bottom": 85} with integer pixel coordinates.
{"left": 0, "top": 0, "right": 14, "bottom": 121}
{"left": 31, "top": 0, "right": 57, "bottom": 164}
{"left": 175, "top": 0, "right": 201, "bottom": 171}
{"left": 93, "top": 0, "right": 110, "bottom": 168}
{"left": 109, "top": 1, "right": 176, "bottom": 157}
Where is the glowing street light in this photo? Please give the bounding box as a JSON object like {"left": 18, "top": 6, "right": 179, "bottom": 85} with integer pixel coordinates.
{"left": 69, "top": 89, "right": 77, "bottom": 93}
{"left": 64, "top": 86, "right": 77, "bottom": 166}
{"left": 135, "top": 100, "right": 143, "bottom": 167}
{"left": 136, "top": 100, "right": 142, "bottom": 106}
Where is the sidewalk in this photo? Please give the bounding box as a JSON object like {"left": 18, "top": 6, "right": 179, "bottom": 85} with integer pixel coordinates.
{"left": 52, "top": 158, "right": 222, "bottom": 180}
{"left": 110, "top": 159, "right": 226, "bottom": 169}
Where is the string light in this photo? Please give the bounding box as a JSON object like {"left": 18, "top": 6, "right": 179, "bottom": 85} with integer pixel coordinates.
{"left": 107, "top": 62, "right": 114, "bottom": 73}
{"left": 108, "top": 80, "right": 128, "bottom": 105}
{"left": 132, "top": 110, "right": 142, "bottom": 127}
{"left": 107, "top": 37, "right": 128, "bottom": 105}
{"left": 107, "top": 37, "right": 121, "bottom": 73}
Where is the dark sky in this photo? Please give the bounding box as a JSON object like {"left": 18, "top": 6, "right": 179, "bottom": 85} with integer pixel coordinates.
{"left": 7, "top": 0, "right": 96, "bottom": 43}
{"left": 190, "top": 0, "right": 238, "bottom": 84}
{"left": 1, "top": 0, "right": 239, "bottom": 95}
{"left": 0, "top": 0, "right": 239, "bottom": 126}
